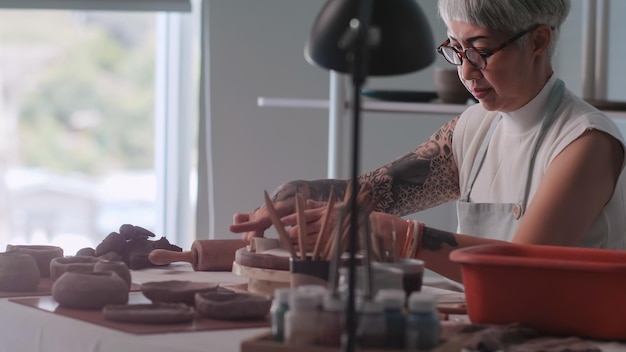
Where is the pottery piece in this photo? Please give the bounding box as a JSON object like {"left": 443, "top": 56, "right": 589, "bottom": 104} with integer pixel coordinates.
{"left": 433, "top": 67, "right": 473, "bottom": 104}
{"left": 49, "top": 256, "right": 102, "bottom": 281}
{"left": 141, "top": 280, "right": 219, "bottom": 306}
{"left": 5, "top": 244, "right": 63, "bottom": 278}
{"left": 103, "top": 303, "right": 194, "bottom": 324}
{"left": 52, "top": 271, "right": 129, "bottom": 310}
{"left": 195, "top": 290, "right": 271, "bottom": 320}
{"left": 0, "top": 253, "right": 40, "bottom": 291}
{"left": 94, "top": 260, "right": 132, "bottom": 289}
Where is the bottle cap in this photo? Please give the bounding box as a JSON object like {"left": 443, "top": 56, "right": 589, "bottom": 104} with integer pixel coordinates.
{"left": 289, "top": 291, "right": 318, "bottom": 310}
{"left": 273, "top": 287, "right": 293, "bottom": 305}
{"left": 375, "top": 288, "right": 405, "bottom": 309}
{"left": 407, "top": 292, "right": 437, "bottom": 312}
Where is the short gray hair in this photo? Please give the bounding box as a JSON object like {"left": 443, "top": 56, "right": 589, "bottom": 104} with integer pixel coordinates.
{"left": 437, "top": 0, "right": 571, "bottom": 58}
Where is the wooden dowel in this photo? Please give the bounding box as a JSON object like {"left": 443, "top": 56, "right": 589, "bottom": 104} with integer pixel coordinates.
{"left": 312, "top": 188, "right": 336, "bottom": 260}
{"left": 263, "top": 190, "right": 297, "bottom": 258}
{"left": 295, "top": 192, "right": 307, "bottom": 260}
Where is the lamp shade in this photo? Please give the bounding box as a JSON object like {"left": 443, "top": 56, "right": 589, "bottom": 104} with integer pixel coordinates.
{"left": 305, "top": 0, "right": 435, "bottom": 76}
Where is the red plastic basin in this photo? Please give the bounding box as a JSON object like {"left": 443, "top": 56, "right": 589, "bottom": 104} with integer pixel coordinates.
{"left": 450, "top": 243, "right": 626, "bottom": 340}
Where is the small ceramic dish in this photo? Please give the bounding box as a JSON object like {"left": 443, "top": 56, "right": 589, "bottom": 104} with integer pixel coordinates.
{"left": 0, "top": 252, "right": 41, "bottom": 291}
{"left": 141, "top": 280, "right": 219, "bottom": 306}
{"left": 52, "top": 271, "right": 128, "bottom": 310}
{"left": 103, "top": 303, "right": 194, "bottom": 324}
{"left": 6, "top": 244, "right": 63, "bottom": 278}
{"left": 195, "top": 290, "right": 271, "bottom": 320}
{"left": 50, "top": 256, "right": 102, "bottom": 281}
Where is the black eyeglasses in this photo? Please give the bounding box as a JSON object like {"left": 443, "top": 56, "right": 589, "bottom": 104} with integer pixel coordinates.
{"left": 436, "top": 24, "right": 543, "bottom": 70}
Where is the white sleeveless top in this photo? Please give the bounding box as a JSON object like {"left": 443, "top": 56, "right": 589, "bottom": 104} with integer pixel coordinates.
{"left": 452, "top": 76, "right": 626, "bottom": 249}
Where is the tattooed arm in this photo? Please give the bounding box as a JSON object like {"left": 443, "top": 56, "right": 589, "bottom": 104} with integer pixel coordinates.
{"left": 230, "top": 117, "right": 462, "bottom": 242}
{"left": 371, "top": 211, "right": 509, "bottom": 283}
{"left": 359, "top": 116, "right": 462, "bottom": 216}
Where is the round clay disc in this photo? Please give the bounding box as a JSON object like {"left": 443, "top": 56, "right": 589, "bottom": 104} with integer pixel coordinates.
{"left": 103, "top": 303, "right": 195, "bottom": 324}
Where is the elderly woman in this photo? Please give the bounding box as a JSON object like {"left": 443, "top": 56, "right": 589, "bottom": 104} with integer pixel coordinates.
{"left": 230, "top": 0, "right": 626, "bottom": 282}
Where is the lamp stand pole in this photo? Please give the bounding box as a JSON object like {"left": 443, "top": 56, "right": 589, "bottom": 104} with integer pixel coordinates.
{"left": 340, "top": 0, "right": 375, "bottom": 350}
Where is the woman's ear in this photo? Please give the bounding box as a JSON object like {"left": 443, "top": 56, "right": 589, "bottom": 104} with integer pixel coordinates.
{"left": 532, "top": 24, "right": 552, "bottom": 56}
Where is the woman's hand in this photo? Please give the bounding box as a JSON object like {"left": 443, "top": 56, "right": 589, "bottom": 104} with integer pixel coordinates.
{"left": 229, "top": 197, "right": 297, "bottom": 243}
{"left": 280, "top": 199, "right": 343, "bottom": 254}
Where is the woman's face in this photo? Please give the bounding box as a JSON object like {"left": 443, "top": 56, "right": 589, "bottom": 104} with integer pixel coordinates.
{"left": 446, "top": 21, "right": 541, "bottom": 112}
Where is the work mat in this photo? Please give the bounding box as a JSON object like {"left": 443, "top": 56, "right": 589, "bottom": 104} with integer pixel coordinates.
{"left": 9, "top": 292, "right": 270, "bottom": 334}
{"left": 0, "top": 278, "right": 141, "bottom": 298}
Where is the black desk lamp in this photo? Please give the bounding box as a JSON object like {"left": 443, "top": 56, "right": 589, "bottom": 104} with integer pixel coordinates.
{"left": 304, "top": 0, "right": 435, "bottom": 350}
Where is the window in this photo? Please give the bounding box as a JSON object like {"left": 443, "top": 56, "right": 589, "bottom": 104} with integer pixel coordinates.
{"left": 0, "top": 5, "right": 197, "bottom": 255}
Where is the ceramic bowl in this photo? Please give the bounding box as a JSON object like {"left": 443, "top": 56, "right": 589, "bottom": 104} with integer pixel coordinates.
{"left": 52, "top": 271, "right": 129, "bottom": 310}
{"left": 450, "top": 243, "right": 626, "bottom": 340}
{"left": 49, "top": 256, "right": 102, "bottom": 281}
{"left": 0, "top": 252, "right": 40, "bottom": 291}
{"left": 433, "top": 67, "right": 473, "bottom": 104}
{"left": 5, "top": 244, "right": 63, "bottom": 278}
{"left": 141, "top": 280, "right": 219, "bottom": 306}
{"left": 94, "top": 260, "right": 132, "bottom": 289}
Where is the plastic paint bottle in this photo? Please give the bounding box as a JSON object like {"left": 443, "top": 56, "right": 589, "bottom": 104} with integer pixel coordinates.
{"left": 375, "top": 288, "right": 406, "bottom": 349}
{"left": 270, "top": 287, "right": 293, "bottom": 341}
{"left": 405, "top": 292, "right": 440, "bottom": 350}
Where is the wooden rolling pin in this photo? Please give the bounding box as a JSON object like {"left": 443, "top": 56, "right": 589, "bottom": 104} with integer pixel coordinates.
{"left": 148, "top": 239, "right": 246, "bottom": 271}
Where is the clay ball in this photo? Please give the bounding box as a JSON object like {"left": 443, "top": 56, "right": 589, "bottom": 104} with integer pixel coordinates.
{"left": 0, "top": 253, "right": 40, "bottom": 291}
{"left": 52, "top": 271, "right": 129, "bottom": 310}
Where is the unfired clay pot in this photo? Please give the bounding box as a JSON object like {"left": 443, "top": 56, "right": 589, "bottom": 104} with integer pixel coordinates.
{"left": 52, "top": 271, "right": 129, "bottom": 310}
{"left": 5, "top": 244, "right": 63, "bottom": 278}
{"left": 94, "top": 260, "right": 132, "bottom": 289}
{"left": 0, "top": 253, "right": 40, "bottom": 291}
{"left": 49, "top": 256, "right": 102, "bottom": 282}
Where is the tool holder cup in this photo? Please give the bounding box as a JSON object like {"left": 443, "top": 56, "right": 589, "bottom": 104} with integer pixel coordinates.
{"left": 289, "top": 257, "right": 331, "bottom": 288}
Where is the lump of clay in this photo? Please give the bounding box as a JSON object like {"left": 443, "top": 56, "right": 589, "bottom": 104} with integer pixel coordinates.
{"left": 49, "top": 256, "right": 102, "bottom": 281}
{"left": 89, "top": 224, "right": 182, "bottom": 270}
{"left": 103, "top": 303, "right": 194, "bottom": 324}
{"left": 95, "top": 232, "right": 126, "bottom": 257}
{"left": 5, "top": 244, "right": 63, "bottom": 278}
{"left": 75, "top": 247, "right": 96, "bottom": 257}
{"left": 52, "top": 271, "right": 128, "bottom": 310}
{"left": 141, "top": 280, "right": 219, "bottom": 306}
{"left": 0, "top": 253, "right": 40, "bottom": 291}
{"left": 195, "top": 290, "right": 271, "bottom": 320}
{"left": 119, "top": 224, "right": 155, "bottom": 240}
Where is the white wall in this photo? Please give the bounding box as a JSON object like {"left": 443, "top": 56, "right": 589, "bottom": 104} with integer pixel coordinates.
{"left": 203, "top": 0, "right": 626, "bottom": 240}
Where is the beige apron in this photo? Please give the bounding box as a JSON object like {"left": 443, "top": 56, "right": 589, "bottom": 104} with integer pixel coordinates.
{"left": 456, "top": 79, "right": 565, "bottom": 241}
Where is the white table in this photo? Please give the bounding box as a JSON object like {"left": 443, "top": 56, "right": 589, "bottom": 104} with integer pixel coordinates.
{"left": 2, "top": 263, "right": 626, "bottom": 352}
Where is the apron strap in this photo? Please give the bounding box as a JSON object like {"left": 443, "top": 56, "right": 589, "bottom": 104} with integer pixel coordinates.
{"left": 461, "top": 115, "right": 501, "bottom": 201}
{"left": 461, "top": 79, "right": 566, "bottom": 218}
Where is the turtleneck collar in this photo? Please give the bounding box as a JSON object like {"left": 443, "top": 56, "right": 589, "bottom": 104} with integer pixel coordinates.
{"left": 500, "top": 74, "right": 557, "bottom": 134}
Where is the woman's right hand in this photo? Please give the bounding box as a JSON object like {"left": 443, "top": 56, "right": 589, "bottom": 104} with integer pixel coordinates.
{"left": 230, "top": 197, "right": 297, "bottom": 243}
